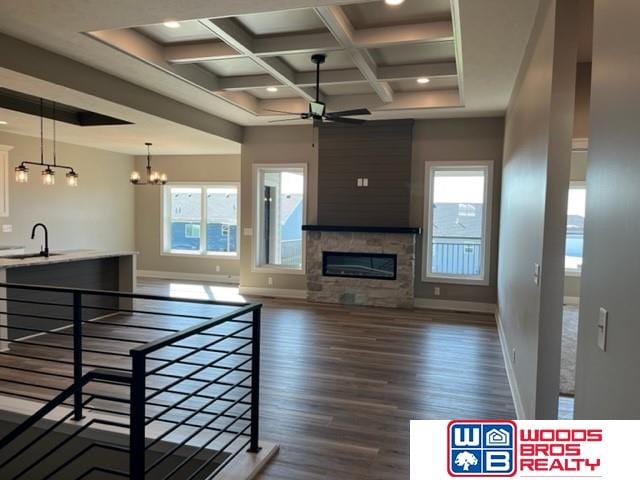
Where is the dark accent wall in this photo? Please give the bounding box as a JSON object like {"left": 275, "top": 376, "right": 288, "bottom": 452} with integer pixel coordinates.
{"left": 7, "top": 258, "right": 120, "bottom": 340}
{"left": 317, "top": 120, "right": 413, "bottom": 227}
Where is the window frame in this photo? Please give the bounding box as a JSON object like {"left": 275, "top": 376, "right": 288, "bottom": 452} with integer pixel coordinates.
{"left": 422, "top": 160, "right": 494, "bottom": 285}
{"left": 161, "top": 182, "right": 240, "bottom": 259}
{"left": 565, "top": 180, "right": 586, "bottom": 277}
{"left": 252, "top": 163, "right": 307, "bottom": 275}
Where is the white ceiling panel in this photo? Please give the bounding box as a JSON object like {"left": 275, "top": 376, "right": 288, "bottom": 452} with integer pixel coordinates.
{"left": 136, "top": 20, "right": 216, "bottom": 44}
{"left": 201, "top": 57, "right": 266, "bottom": 76}
{"left": 342, "top": 0, "right": 451, "bottom": 29}
{"left": 235, "top": 9, "right": 325, "bottom": 36}
{"left": 281, "top": 50, "right": 353, "bottom": 72}
{"left": 372, "top": 41, "right": 455, "bottom": 66}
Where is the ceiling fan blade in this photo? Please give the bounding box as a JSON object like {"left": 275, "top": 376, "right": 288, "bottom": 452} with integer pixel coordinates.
{"left": 326, "top": 108, "right": 371, "bottom": 117}
{"left": 326, "top": 116, "right": 367, "bottom": 125}
{"left": 263, "top": 108, "right": 305, "bottom": 115}
{"left": 269, "top": 117, "right": 302, "bottom": 123}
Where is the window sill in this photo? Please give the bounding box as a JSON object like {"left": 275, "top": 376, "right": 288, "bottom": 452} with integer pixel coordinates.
{"left": 251, "top": 265, "right": 305, "bottom": 275}
{"left": 565, "top": 269, "right": 582, "bottom": 278}
{"left": 421, "top": 274, "right": 489, "bottom": 286}
{"left": 161, "top": 251, "right": 239, "bottom": 260}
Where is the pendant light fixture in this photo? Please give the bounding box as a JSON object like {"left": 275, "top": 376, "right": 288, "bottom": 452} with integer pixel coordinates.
{"left": 130, "top": 142, "right": 167, "bottom": 185}
{"left": 14, "top": 99, "right": 79, "bottom": 187}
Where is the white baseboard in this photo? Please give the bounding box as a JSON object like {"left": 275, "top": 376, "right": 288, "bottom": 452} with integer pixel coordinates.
{"left": 495, "top": 308, "right": 526, "bottom": 420}
{"left": 137, "top": 270, "right": 239, "bottom": 284}
{"left": 563, "top": 296, "right": 580, "bottom": 306}
{"left": 238, "top": 286, "right": 308, "bottom": 299}
{"left": 414, "top": 298, "right": 496, "bottom": 314}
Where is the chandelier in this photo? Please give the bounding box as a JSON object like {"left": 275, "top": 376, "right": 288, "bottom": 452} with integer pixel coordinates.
{"left": 130, "top": 142, "right": 167, "bottom": 185}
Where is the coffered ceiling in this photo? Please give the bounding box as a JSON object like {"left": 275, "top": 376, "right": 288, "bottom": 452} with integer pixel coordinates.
{"left": 90, "top": 1, "right": 460, "bottom": 120}
{"left": 0, "top": 0, "right": 541, "bottom": 153}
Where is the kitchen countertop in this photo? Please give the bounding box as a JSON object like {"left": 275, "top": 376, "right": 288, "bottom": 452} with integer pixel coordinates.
{"left": 0, "top": 250, "right": 137, "bottom": 269}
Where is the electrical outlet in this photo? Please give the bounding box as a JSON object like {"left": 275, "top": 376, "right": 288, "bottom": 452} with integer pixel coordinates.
{"left": 512, "top": 348, "right": 516, "bottom": 364}
{"left": 215, "top": 265, "right": 221, "bottom": 272}
{"left": 434, "top": 286, "right": 440, "bottom": 296}
{"left": 243, "top": 227, "right": 253, "bottom": 236}
{"left": 2, "top": 224, "right": 12, "bottom": 233}
{"left": 268, "top": 276, "right": 273, "bottom": 286}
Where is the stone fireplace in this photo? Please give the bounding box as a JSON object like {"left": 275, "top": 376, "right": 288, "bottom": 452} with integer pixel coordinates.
{"left": 304, "top": 226, "right": 419, "bottom": 309}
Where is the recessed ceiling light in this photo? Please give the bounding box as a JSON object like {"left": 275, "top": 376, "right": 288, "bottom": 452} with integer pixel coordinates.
{"left": 0, "top": 121, "right": 7, "bottom": 125}
{"left": 266, "top": 87, "right": 279, "bottom": 93}
{"left": 416, "top": 77, "right": 430, "bottom": 84}
{"left": 163, "top": 21, "right": 181, "bottom": 29}
{"left": 385, "top": 0, "right": 405, "bottom": 6}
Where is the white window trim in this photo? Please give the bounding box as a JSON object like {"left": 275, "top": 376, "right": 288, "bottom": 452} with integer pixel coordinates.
{"left": 422, "top": 160, "right": 494, "bottom": 285}
{"left": 565, "top": 180, "right": 586, "bottom": 276}
{"left": 160, "top": 182, "right": 241, "bottom": 260}
{"left": 251, "top": 163, "right": 307, "bottom": 275}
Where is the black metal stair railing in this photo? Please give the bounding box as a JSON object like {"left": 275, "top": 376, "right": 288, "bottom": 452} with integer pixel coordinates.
{"left": 0, "top": 282, "right": 262, "bottom": 479}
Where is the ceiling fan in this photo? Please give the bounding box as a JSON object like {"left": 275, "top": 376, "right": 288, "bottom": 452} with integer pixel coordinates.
{"left": 265, "top": 53, "right": 371, "bottom": 125}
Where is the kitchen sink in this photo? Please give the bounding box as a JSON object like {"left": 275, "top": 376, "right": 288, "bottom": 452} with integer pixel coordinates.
{"left": 2, "top": 253, "right": 62, "bottom": 260}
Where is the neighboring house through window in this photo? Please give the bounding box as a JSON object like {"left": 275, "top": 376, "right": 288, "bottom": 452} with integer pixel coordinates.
{"left": 423, "top": 161, "right": 493, "bottom": 284}
{"left": 565, "top": 182, "right": 586, "bottom": 274}
{"left": 254, "top": 165, "right": 305, "bottom": 271}
{"left": 162, "top": 184, "right": 239, "bottom": 257}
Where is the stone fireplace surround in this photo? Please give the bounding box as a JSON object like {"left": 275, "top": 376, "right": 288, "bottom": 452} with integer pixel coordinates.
{"left": 303, "top": 226, "right": 420, "bottom": 309}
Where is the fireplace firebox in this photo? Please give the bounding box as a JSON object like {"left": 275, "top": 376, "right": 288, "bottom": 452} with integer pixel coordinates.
{"left": 322, "top": 251, "right": 397, "bottom": 280}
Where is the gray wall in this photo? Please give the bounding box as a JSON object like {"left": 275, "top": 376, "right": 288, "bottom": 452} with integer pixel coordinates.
{"left": 240, "top": 125, "right": 318, "bottom": 291}
{"left": 411, "top": 118, "right": 504, "bottom": 304}
{"left": 498, "top": 0, "right": 577, "bottom": 419}
{"left": 574, "top": 0, "right": 640, "bottom": 419}
{"left": 0, "top": 131, "right": 134, "bottom": 252}
{"left": 317, "top": 120, "right": 413, "bottom": 227}
{"left": 134, "top": 154, "right": 241, "bottom": 279}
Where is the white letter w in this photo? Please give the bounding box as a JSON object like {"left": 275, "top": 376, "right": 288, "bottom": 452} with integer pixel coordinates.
{"left": 454, "top": 427, "right": 480, "bottom": 447}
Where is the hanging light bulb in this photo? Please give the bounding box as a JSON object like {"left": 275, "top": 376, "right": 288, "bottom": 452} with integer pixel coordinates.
{"left": 15, "top": 164, "right": 29, "bottom": 183}
{"left": 150, "top": 171, "right": 160, "bottom": 184}
{"left": 42, "top": 167, "right": 55, "bottom": 186}
{"left": 159, "top": 173, "right": 168, "bottom": 184}
{"left": 66, "top": 170, "right": 79, "bottom": 187}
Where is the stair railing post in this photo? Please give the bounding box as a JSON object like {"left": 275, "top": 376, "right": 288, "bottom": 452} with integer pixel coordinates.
{"left": 130, "top": 350, "right": 146, "bottom": 479}
{"left": 248, "top": 306, "right": 261, "bottom": 453}
{"left": 72, "top": 292, "right": 83, "bottom": 421}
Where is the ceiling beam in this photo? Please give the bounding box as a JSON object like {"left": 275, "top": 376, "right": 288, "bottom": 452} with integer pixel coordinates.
{"left": 378, "top": 62, "right": 458, "bottom": 80}
{"left": 353, "top": 21, "right": 453, "bottom": 48}
{"left": 199, "top": 18, "right": 315, "bottom": 101}
{"left": 217, "top": 63, "right": 457, "bottom": 91}
{"left": 253, "top": 31, "right": 340, "bottom": 56}
{"left": 164, "top": 41, "right": 240, "bottom": 63}
{"left": 314, "top": 5, "right": 393, "bottom": 103}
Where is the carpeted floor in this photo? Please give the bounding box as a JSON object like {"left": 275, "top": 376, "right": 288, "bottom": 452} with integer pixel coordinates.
{"left": 560, "top": 305, "right": 579, "bottom": 395}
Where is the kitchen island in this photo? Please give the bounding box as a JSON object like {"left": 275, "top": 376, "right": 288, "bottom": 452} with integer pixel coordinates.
{"left": 0, "top": 250, "right": 137, "bottom": 348}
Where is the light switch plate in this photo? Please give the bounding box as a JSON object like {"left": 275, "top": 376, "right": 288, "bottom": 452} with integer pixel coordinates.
{"left": 597, "top": 307, "right": 608, "bottom": 351}
{"left": 243, "top": 228, "right": 253, "bottom": 236}
{"left": 2, "top": 224, "right": 12, "bottom": 233}
{"left": 363, "top": 178, "right": 369, "bottom": 187}
{"left": 533, "top": 263, "right": 540, "bottom": 285}
{"left": 357, "top": 178, "right": 363, "bottom": 187}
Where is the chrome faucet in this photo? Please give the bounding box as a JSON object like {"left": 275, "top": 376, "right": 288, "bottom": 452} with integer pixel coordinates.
{"left": 31, "top": 223, "right": 49, "bottom": 257}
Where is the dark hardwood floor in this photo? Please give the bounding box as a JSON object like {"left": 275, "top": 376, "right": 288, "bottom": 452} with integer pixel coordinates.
{"left": 0, "top": 278, "right": 516, "bottom": 479}
{"left": 137, "top": 279, "right": 516, "bottom": 480}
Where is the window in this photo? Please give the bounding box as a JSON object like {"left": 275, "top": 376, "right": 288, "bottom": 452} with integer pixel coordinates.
{"left": 254, "top": 166, "right": 305, "bottom": 271}
{"left": 163, "top": 184, "right": 239, "bottom": 257}
{"left": 424, "top": 162, "right": 493, "bottom": 284}
{"left": 565, "top": 183, "right": 586, "bottom": 274}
